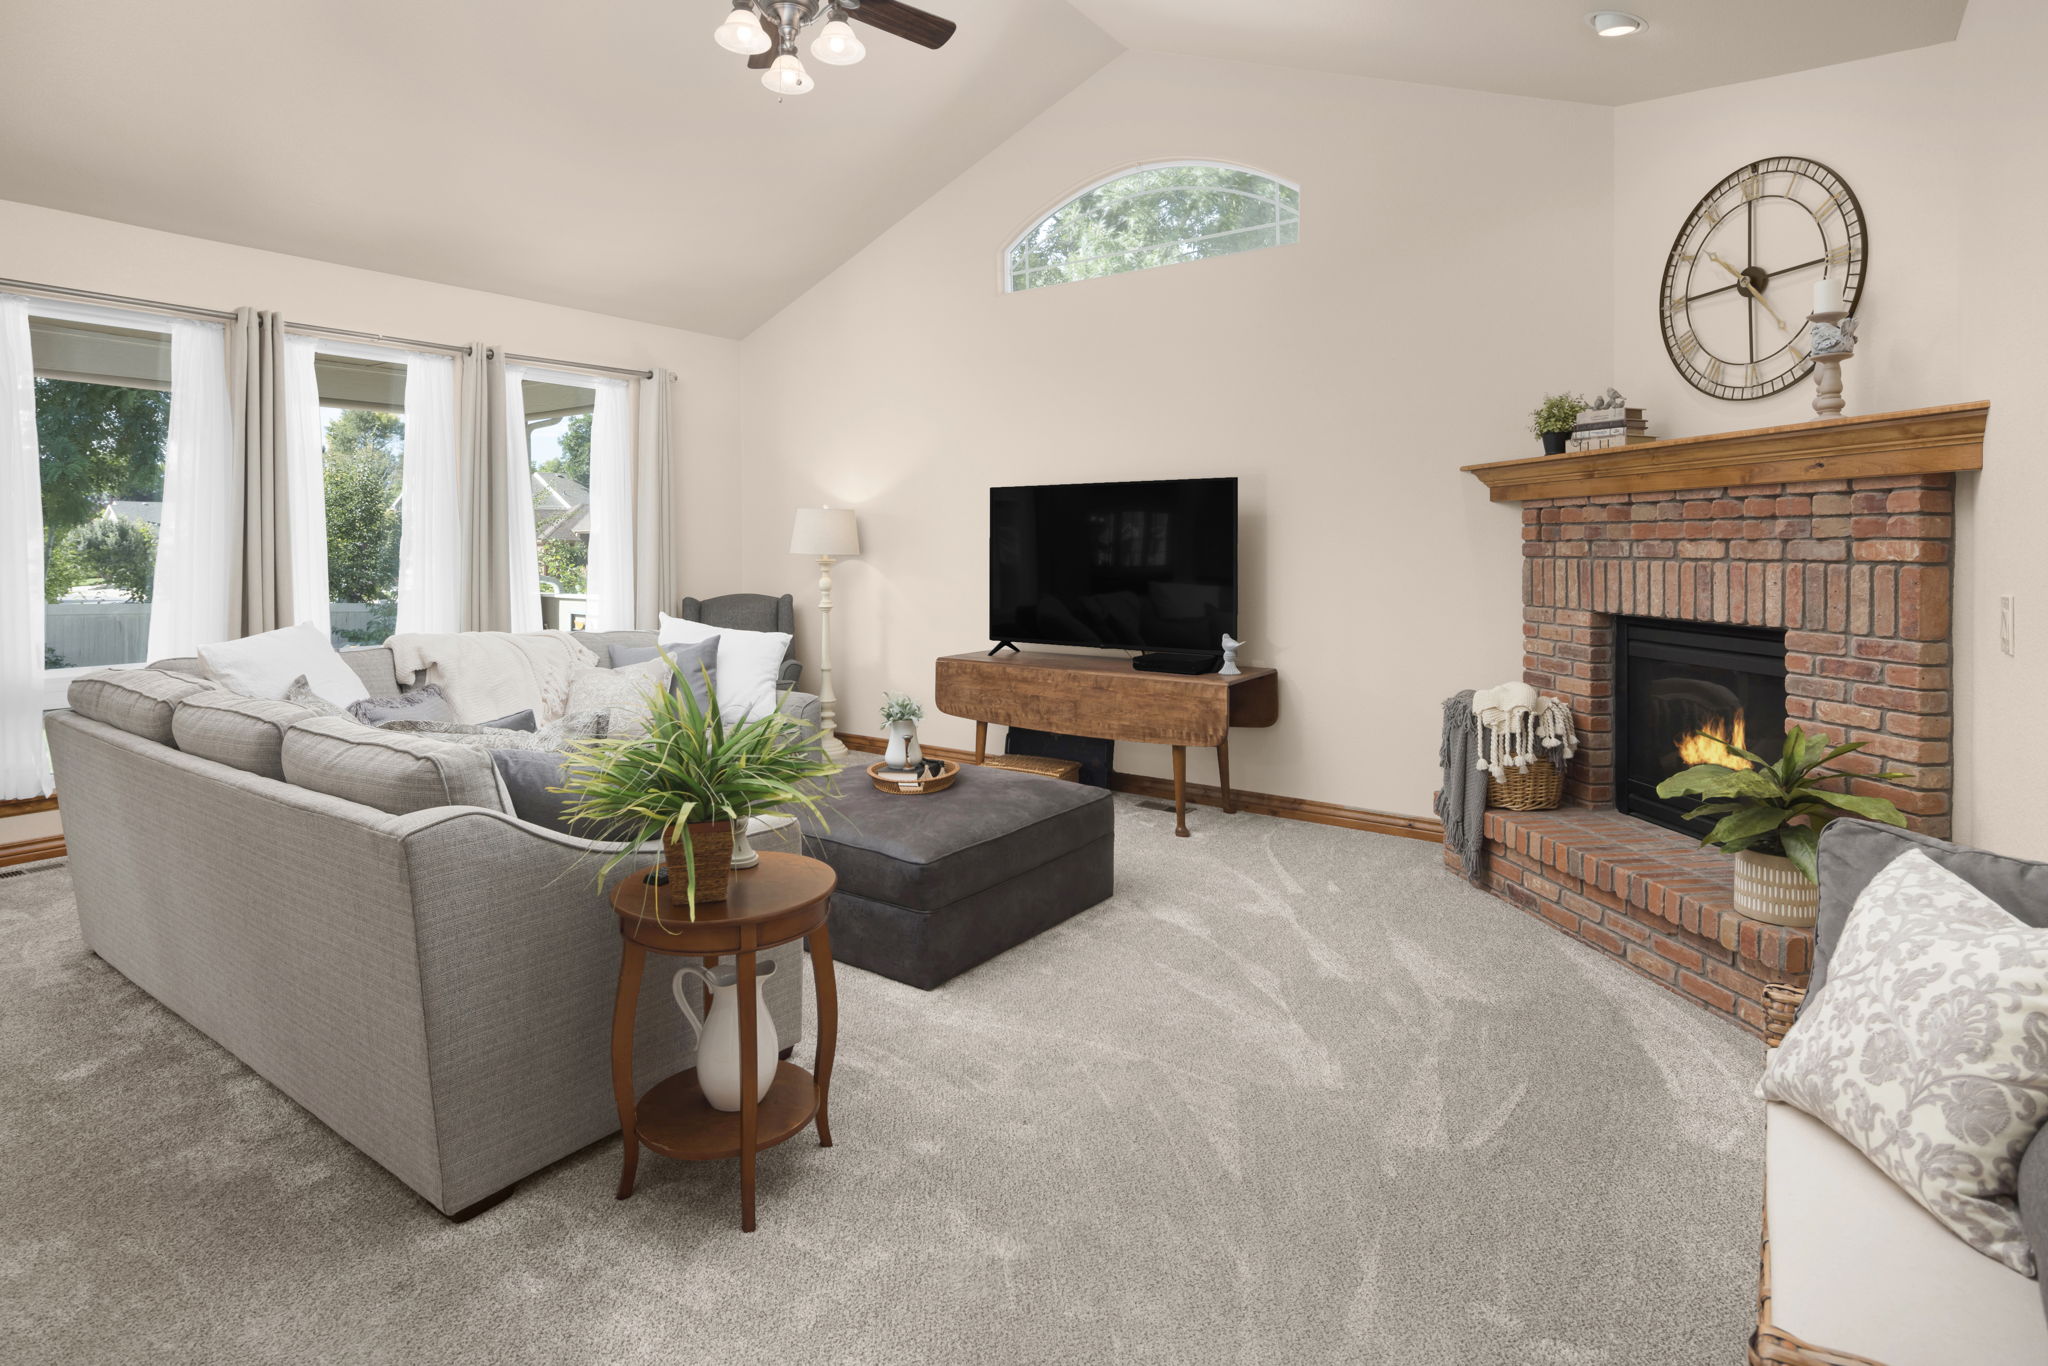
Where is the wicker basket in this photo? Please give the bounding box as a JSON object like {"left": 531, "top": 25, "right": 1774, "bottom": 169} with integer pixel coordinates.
{"left": 1486, "top": 758, "right": 1563, "bottom": 811}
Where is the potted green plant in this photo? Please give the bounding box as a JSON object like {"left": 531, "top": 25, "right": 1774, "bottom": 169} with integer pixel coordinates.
{"left": 1530, "top": 393, "right": 1587, "bottom": 455}
{"left": 880, "top": 692, "right": 924, "bottom": 771}
{"left": 556, "top": 657, "right": 838, "bottom": 919}
{"left": 1655, "top": 725, "right": 1908, "bottom": 927}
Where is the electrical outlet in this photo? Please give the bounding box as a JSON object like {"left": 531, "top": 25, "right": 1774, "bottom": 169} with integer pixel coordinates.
{"left": 2001, "top": 595, "right": 2017, "bottom": 656}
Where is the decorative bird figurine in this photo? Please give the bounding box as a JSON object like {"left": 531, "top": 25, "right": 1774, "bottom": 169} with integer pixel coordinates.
{"left": 1220, "top": 634, "right": 1242, "bottom": 676}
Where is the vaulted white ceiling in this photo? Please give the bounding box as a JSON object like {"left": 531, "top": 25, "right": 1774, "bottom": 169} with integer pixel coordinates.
{"left": 0, "top": 0, "right": 1122, "bottom": 338}
{"left": 1064, "top": 0, "right": 1970, "bottom": 106}
{"left": 0, "top": 1, "right": 1969, "bottom": 338}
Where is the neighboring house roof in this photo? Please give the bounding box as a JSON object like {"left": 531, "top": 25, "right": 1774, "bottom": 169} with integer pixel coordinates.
{"left": 532, "top": 470, "right": 590, "bottom": 542}
{"left": 106, "top": 500, "right": 163, "bottom": 528}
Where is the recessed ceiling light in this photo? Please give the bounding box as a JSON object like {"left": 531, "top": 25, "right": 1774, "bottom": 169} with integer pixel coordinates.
{"left": 1587, "top": 11, "right": 1646, "bottom": 37}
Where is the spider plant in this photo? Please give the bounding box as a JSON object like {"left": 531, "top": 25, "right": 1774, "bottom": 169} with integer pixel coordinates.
{"left": 1654, "top": 724, "right": 1907, "bottom": 883}
{"left": 555, "top": 652, "right": 838, "bottom": 918}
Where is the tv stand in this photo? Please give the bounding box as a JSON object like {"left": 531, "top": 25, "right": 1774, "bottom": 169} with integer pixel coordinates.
{"left": 987, "top": 640, "right": 1020, "bottom": 657}
{"left": 935, "top": 651, "right": 1279, "bottom": 838}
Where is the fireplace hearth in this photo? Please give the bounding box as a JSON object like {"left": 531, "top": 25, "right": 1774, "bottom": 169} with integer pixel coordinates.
{"left": 1616, "top": 618, "right": 1787, "bottom": 835}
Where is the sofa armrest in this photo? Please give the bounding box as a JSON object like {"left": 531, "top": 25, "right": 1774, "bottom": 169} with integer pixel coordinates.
{"left": 779, "top": 657, "right": 804, "bottom": 689}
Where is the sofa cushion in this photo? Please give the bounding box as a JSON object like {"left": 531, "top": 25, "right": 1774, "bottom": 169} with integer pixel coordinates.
{"left": 1764, "top": 849, "right": 2048, "bottom": 1273}
{"left": 67, "top": 668, "right": 209, "bottom": 745}
{"left": 171, "top": 690, "right": 316, "bottom": 780}
{"left": 199, "top": 622, "right": 371, "bottom": 708}
{"left": 1766, "top": 1102, "right": 2047, "bottom": 1366}
{"left": 792, "top": 764, "right": 1113, "bottom": 913}
{"left": 281, "top": 715, "right": 507, "bottom": 816}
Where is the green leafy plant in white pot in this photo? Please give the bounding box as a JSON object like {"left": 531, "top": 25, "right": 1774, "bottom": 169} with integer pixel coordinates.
{"left": 880, "top": 692, "right": 924, "bottom": 770}
{"left": 1655, "top": 725, "right": 1908, "bottom": 927}
{"left": 1529, "top": 392, "right": 1587, "bottom": 456}
{"left": 556, "top": 658, "right": 837, "bottom": 920}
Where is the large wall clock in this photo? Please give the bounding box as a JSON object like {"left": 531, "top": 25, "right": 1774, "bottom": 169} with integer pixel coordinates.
{"left": 1660, "top": 157, "right": 1867, "bottom": 400}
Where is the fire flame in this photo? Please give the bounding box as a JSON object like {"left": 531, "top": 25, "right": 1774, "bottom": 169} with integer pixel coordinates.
{"left": 1679, "top": 713, "right": 1751, "bottom": 770}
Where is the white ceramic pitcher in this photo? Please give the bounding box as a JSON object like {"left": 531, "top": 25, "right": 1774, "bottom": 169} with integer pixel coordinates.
{"left": 670, "top": 961, "right": 780, "bottom": 1112}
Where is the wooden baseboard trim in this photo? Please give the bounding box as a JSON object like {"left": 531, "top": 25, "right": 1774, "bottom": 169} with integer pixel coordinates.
{"left": 834, "top": 733, "right": 1442, "bottom": 843}
{"left": 0, "top": 835, "right": 66, "bottom": 868}
{"left": 0, "top": 794, "right": 58, "bottom": 818}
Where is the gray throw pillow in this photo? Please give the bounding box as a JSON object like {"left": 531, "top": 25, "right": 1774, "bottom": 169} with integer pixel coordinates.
{"left": 611, "top": 637, "right": 719, "bottom": 713}
{"left": 348, "top": 683, "right": 456, "bottom": 727}
{"left": 480, "top": 709, "right": 537, "bottom": 731}
{"left": 491, "top": 749, "right": 634, "bottom": 841}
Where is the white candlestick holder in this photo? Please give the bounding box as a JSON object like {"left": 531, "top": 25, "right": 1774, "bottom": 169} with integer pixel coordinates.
{"left": 1805, "top": 309, "right": 1856, "bottom": 419}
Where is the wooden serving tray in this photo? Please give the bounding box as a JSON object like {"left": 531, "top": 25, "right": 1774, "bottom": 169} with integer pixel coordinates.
{"left": 867, "top": 759, "right": 959, "bottom": 795}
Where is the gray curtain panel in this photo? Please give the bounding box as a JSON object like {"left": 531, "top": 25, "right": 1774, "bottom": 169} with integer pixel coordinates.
{"left": 633, "top": 368, "right": 680, "bottom": 627}
{"left": 227, "top": 308, "right": 295, "bottom": 637}
{"left": 459, "top": 342, "right": 513, "bottom": 632}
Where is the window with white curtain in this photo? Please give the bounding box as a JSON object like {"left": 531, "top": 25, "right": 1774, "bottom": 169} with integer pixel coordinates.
{"left": 284, "top": 338, "right": 460, "bottom": 644}
{"left": 512, "top": 368, "right": 632, "bottom": 633}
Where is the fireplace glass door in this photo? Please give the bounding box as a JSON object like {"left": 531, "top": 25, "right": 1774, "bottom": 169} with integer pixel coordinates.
{"left": 1616, "top": 618, "right": 1788, "bottom": 834}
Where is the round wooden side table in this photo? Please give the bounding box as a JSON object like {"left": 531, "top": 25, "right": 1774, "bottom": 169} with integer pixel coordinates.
{"left": 608, "top": 850, "right": 838, "bottom": 1232}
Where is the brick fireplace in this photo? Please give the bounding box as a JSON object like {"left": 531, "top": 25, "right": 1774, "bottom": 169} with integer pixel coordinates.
{"left": 1455, "top": 404, "right": 1986, "bottom": 1036}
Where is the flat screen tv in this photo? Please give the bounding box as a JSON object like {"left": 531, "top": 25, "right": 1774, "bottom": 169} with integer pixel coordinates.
{"left": 989, "top": 477, "right": 1237, "bottom": 654}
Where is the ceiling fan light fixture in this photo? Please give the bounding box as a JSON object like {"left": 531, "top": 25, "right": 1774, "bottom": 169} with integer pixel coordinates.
{"left": 1586, "top": 11, "right": 1646, "bottom": 37}
{"left": 810, "top": 18, "right": 866, "bottom": 66}
{"left": 714, "top": 6, "right": 773, "bottom": 55}
{"left": 761, "top": 52, "right": 816, "bottom": 95}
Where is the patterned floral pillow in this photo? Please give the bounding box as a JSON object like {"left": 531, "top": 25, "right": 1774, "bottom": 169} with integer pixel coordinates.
{"left": 1762, "top": 848, "right": 2048, "bottom": 1274}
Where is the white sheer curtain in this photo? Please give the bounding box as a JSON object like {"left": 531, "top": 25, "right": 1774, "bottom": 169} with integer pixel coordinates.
{"left": 583, "top": 375, "right": 633, "bottom": 632}
{"left": 146, "top": 317, "right": 234, "bottom": 660}
{"left": 0, "top": 297, "right": 50, "bottom": 800}
{"left": 281, "top": 335, "right": 329, "bottom": 634}
{"left": 502, "top": 366, "right": 542, "bottom": 633}
{"left": 394, "top": 350, "right": 459, "bottom": 635}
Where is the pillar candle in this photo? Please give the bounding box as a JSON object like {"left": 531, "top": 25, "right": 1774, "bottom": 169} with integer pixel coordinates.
{"left": 1813, "top": 275, "right": 1844, "bottom": 315}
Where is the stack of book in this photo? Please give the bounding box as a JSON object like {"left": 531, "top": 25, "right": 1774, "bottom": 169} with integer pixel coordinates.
{"left": 1566, "top": 407, "right": 1653, "bottom": 452}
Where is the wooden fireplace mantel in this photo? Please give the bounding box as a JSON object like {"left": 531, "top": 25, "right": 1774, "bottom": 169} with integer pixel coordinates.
{"left": 1461, "top": 401, "right": 1989, "bottom": 503}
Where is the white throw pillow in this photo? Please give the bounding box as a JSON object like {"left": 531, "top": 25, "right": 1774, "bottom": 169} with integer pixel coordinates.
{"left": 658, "top": 612, "right": 790, "bottom": 725}
{"left": 1760, "top": 848, "right": 2048, "bottom": 1274}
{"left": 199, "top": 623, "right": 371, "bottom": 708}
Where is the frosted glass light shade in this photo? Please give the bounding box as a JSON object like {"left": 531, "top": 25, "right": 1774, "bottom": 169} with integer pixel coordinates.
{"left": 790, "top": 506, "right": 861, "bottom": 557}
{"left": 810, "top": 19, "right": 866, "bottom": 65}
{"left": 714, "top": 7, "right": 772, "bottom": 54}
{"left": 761, "top": 53, "right": 815, "bottom": 95}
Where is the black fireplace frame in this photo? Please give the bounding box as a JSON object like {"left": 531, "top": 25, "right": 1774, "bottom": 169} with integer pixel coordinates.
{"left": 1614, "top": 616, "right": 1788, "bottom": 833}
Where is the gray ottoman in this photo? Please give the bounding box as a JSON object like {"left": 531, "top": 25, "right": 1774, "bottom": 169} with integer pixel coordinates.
{"left": 768, "top": 765, "right": 1114, "bottom": 990}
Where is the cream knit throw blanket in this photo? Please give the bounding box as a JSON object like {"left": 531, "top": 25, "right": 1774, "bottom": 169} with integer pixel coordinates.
{"left": 385, "top": 631, "right": 599, "bottom": 724}
{"left": 1470, "top": 682, "right": 1578, "bottom": 781}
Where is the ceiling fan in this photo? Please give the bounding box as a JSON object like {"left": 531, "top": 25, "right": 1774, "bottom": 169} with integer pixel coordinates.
{"left": 713, "top": 1, "right": 958, "bottom": 96}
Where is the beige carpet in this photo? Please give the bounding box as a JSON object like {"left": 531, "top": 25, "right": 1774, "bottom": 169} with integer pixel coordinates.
{"left": 0, "top": 797, "right": 1765, "bottom": 1365}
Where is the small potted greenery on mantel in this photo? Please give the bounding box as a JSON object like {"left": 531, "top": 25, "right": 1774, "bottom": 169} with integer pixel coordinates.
{"left": 1656, "top": 725, "right": 1908, "bottom": 927}
{"left": 557, "top": 659, "right": 838, "bottom": 920}
{"left": 1529, "top": 392, "right": 1587, "bottom": 455}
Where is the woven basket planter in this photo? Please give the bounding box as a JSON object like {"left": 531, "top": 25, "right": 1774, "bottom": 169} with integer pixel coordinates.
{"left": 1486, "top": 758, "right": 1563, "bottom": 811}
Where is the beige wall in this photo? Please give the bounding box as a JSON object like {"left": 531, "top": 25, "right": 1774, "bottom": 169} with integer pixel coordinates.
{"left": 0, "top": 199, "right": 750, "bottom": 591}
{"left": 1609, "top": 0, "right": 2047, "bottom": 858}
{"left": 740, "top": 52, "right": 1615, "bottom": 816}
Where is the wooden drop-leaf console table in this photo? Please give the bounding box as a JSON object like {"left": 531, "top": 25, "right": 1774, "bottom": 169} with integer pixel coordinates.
{"left": 934, "top": 651, "right": 1279, "bottom": 837}
{"left": 608, "top": 852, "right": 838, "bottom": 1232}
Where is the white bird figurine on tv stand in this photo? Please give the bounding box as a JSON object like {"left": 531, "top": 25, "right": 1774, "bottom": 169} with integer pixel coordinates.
{"left": 1220, "top": 634, "right": 1242, "bottom": 676}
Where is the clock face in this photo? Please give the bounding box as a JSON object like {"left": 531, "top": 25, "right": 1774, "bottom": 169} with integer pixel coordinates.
{"left": 1660, "top": 157, "right": 1867, "bottom": 400}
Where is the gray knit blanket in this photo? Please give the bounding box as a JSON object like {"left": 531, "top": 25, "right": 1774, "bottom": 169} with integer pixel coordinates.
{"left": 1435, "top": 690, "right": 1489, "bottom": 884}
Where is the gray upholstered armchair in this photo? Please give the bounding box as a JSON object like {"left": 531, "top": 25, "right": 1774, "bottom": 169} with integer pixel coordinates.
{"left": 679, "top": 593, "right": 802, "bottom": 689}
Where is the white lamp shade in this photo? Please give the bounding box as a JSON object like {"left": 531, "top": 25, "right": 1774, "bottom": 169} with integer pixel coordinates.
{"left": 714, "top": 7, "right": 773, "bottom": 55}
{"left": 761, "top": 53, "right": 815, "bottom": 95}
{"left": 790, "top": 506, "right": 861, "bottom": 557}
{"left": 810, "top": 18, "right": 866, "bottom": 65}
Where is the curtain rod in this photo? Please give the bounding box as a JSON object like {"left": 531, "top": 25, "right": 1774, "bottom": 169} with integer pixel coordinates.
{"left": 0, "top": 276, "right": 236, "bottom": 323}
{"left": 287, "top": 322, "right": 472, "bottom": 358}
{"left": 504, "top": 350, "right": 656, "bottom": 381}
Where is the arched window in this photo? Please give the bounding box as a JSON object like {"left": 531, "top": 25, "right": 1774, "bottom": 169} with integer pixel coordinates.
{"left": 1005, "top": 163, "right": 1299, "bottom": 293}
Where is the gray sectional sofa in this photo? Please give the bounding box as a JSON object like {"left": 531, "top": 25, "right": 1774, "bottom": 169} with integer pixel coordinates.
{"left": 46, "top": 630, "right": 817, "bottom": 1217}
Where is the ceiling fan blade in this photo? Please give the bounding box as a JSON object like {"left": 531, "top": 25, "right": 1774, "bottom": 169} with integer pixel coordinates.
{"left": 847, "top": 0, "right": 957, "bottom": 49}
